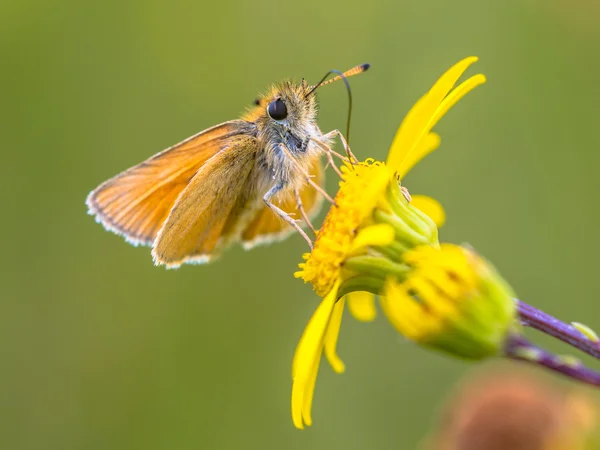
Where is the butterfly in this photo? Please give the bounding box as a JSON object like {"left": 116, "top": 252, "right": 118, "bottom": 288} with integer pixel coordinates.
{"left": 86, "top": 64, "right": 369, "bottom": 268}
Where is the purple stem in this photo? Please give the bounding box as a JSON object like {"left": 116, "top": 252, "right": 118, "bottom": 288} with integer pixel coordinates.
{"left": 506, "top": 334, "right": 600, "bottom": 387}
{"left": 516, "top": 300, "right": 600, "bottom": 359}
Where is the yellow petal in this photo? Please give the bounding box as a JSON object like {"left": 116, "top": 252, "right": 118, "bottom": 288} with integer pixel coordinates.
{"left": 410, "top": 195, "right": 446, "bottom": 227}
{"left": 381, "top": 278, "right": 443, "bottom": 340}
{"left": 408, "top": 273, "right": 457, "bottom": 321}
{"left": 394, "top": 132, "right": 441, "bottom": 179}
{"left": 292, "top": 284, "right": 339, "bottom": 377}
{"left": 291, "top": 359, "right": 315, "bottom": 429}
{"left": 387, "top": 56, "right": 481, "bottom": 176}
{"left": 291, "top": 282, "right": 340, "bottom": 429}
{"left": 380, "top": 279, "right": 426, "bottom": 339}
{"left": 349, "top": 223, "right": 395, "bottom": 253}
{"left": 430, "top": 74, "right": 486, "bottom": 131}
{"left": 291, "top": 351, "right": 321, "bottom": 429}
{"left": 386, "top": 92, "right": 433, "bottom": 174}
{"left": 324, "top": 297, "right": 346, "bottom": 373}
{"left": 300, "top": 356, "right": 320, "bottom": 428}
{"left": 422, "top": 264, "right": 463, "bottom": 300}
{"left": 347, "top": 291, "right": 377, "bottom": 322}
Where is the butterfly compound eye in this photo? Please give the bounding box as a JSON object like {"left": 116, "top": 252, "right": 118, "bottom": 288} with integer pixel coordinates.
{"left": 267, "top": 99, "right": 288, "bottom": 120}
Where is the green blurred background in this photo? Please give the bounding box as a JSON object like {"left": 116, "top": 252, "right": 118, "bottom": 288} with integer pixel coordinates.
{"left": 3, "top": 0, "right": 600, "bottom": 448}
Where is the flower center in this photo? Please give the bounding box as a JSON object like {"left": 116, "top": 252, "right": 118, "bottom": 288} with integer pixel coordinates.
{"left": 295, "top": 160, "right": 390, "bottom": 296}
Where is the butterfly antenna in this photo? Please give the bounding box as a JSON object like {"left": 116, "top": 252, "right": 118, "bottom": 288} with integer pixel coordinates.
{"left": 305, "top": 63, "right": 370, "bottom": 145}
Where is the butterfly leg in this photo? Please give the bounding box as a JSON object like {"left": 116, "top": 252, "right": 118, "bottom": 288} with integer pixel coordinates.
{"left": 278, "top": 145, "right": 336, "bottom": 205}
{"left": 317, "top": 145, "right": 352, "bottom": 164}
{"left": 294, "top": 187, "right": 316, "bottom": 234}
{"left": 319, "top": 129, "right": 359, "bottom": 164}
{"left": 310, "top": 139, "right": 344, "bottom": 177}
{"left": 264, "top": 184, "right": 314, "bottom": 249}
{"left": 311, "top": 139, "right": 343, "bottom": 177}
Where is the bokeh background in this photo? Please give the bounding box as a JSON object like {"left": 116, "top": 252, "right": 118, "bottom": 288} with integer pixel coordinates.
{"left": 3, "top": 0, "right": 600, "bottom": 448}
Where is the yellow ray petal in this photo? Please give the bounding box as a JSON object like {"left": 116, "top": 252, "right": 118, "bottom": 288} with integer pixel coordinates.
{"left": 292, "top": 355, "right": 321, "bottom": 429}
{"left": 386, "top": 92, "right": 433, "bottom": 173}
{"left": 347, "top": 291, "right": 377, "bottom": 322}
{"left": 381, "top": 279, "right": 426, "bottom": 338}
{"left": 430, "top": 74, "right": 486, "bottom": 131}
{"left": 349, "top": 224, "right": 395, "bottom": 254}
{"left": 387, "top": 57, "right": 481, "bottom": 176}
{"left": 408, "top": 274, "right": 457, "bottom": 320}
{"left": 299, "top": 355, "right": 321, "bottom": 428}
{"left": 291, "top": 282, "right": 340, "bottom": 429}
{"left": 410, "top": 195, "right": 446, "bottom": 227}
{"left": 292, "top": 284, "right": 339, "bottom": 377}
{"left": 324, "top": 297, "right": 346, "bottom": 373}
{"left": 394, "top": 132, "right": 441, "bottom": 179}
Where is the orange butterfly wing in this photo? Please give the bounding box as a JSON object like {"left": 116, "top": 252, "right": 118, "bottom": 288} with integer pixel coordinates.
{"left": 240, "top": 158, "right": 324, "bottom": 248}
{"left": 151, "top": 135, "right": 260, "bottom": 268}
{"left": 86, "top": 120, "right": 256, "bottom": 246}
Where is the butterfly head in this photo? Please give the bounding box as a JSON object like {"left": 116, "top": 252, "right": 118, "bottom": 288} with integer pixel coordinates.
{"left": 245, "top": 63, "right": 370, "bottom": 146}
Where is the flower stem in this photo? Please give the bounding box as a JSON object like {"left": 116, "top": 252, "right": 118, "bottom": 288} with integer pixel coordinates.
{"left": 516, "top": 300, "right": 600, "bottom": 359}
{"left": 506, "top": 334, "right": 600, "bottom": 387}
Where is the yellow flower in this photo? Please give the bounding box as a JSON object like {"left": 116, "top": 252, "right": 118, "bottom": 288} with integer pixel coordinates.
{"left": 292, "top": 162, "right": 427, "bottom": 429}
{"left": 291, "top": 57, "right": 486, "bottom": 429}
{"left": 295, "top": 56, "right": 485, "bottom": 318}
{"left": 381, "top": 244, "right": 517, "bottom": 359}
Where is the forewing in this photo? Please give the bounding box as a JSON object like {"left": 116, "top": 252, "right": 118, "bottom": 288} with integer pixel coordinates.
{"left": 241, "top": 157, "right": 324, "bottom": 248}
{"left": 152, "top": 136, "right": 259, "bottom": 268}
{"left": 86, "top": 120, "right": 256, "bottom": 246}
